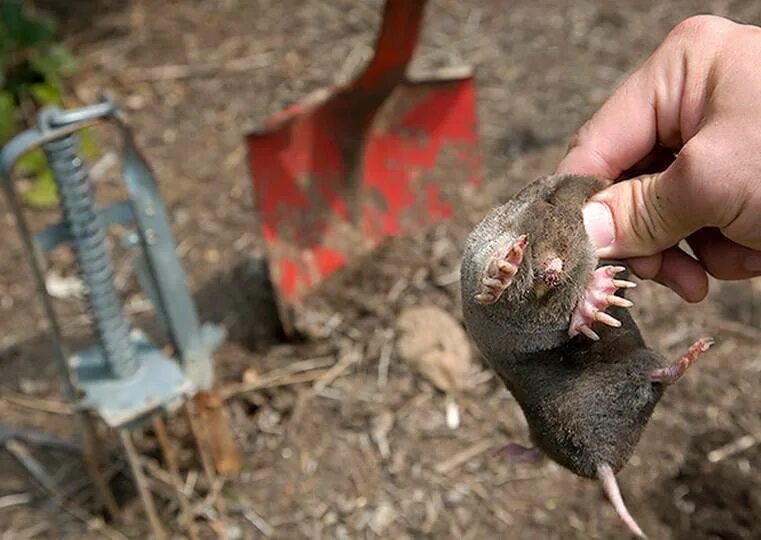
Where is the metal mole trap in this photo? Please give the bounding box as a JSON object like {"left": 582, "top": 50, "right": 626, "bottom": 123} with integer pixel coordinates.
{"left": 0, "top": 97, "right": 231, "bottom": 537}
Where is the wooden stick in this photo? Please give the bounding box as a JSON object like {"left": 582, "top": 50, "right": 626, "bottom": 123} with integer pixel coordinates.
{"left": 1, "top": 393, "right": 72, "bottom": 415}
{"left": 76, "top": 414, "right": 121, "bottom": 521}
{"left": 223, "top": 368, "right": 332, "bottom": 399}
{"left": 123, "top": 53, "right": 273, "bottom": 82}
{"left": 290, "top": 346, "right": 362, "bottom": 425}
{"left": 5, "top": 439, "right": 60, "bottom": 494}
{"left": 192, "top": 391, "right": 241, "bottom": 476}
{"left": 152, "top": 414, "right": 199, "bottom": 540}
{"left": 184, "top": 400, "right": 226, "bottom": 518}
{"left": 221, "top": 356, "right": 335, "bottom": 399}
{"left": 312, "top": 346, "right": 362, "bottom": 393}
{"left": 0, "top": 492, "right": 31, "bottom": 510}
{"left": 434, "top": 439, "right": 498, "bottom": 474}
{"left": 0, "top": 424, "right": 80, "bottom": 452}
{"left": 119, "top": 430, "right": 167, "bottom": 540}
{"left": 707, "top": 435, "right": 758, "bottom": 463}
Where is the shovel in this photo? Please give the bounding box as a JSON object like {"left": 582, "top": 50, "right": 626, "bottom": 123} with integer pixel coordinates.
{"left": 246, "top": 0, "right": 482, "bottom": 327}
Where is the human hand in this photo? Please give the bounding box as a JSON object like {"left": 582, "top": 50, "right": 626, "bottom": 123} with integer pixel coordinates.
{"left": 557, "top": 15, "right": 761, "bottom": 302}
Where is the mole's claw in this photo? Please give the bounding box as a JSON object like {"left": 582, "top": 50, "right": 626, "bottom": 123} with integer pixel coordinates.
{"left": 512, "top": 234, "right": 529, "bottom": 252}
{"left": 474, "top": 292, "right": 496, "bottom": 304}
{"left": 496, "top": 260, "right": 516, "bottom": 275}
{"left": 475, "top": 234, "right": 528, "bottom": 305}
{"left": 482, "top": 277, "right": 503, "bottom": 289}
{"left": 569, "top": 265, "right": 636, "bottom": 339}
{"left": 607, "top": 295, "right": 634, "bottom": 308}
{"left": 595, "top": 311, "right": 622, "bottom": 327}
{"left": 650, "top": 337, "right": 714, "bottom": 384}
{"left": 578, "top": 324, "right": 600, "bottom": 341}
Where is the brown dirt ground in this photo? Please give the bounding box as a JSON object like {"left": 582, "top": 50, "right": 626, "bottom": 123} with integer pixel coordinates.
{"left": 0, "top": 1, "right": 759, "bottom": 538}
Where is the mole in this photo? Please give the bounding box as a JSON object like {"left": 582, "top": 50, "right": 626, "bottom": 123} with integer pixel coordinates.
{"left": 460, "top": 172, "right": 713, "bottom": 538}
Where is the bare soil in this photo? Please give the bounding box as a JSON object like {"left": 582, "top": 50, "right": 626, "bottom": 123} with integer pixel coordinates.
{"left": 0, "top": 1, "right": 759, "bottom": 538}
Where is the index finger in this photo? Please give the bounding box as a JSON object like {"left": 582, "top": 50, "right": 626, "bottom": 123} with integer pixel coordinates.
{"left": 556, "top": 66, "right": 658, "bottom": 180}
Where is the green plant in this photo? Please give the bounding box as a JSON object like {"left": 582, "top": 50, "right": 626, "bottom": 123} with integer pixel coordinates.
{"left": 0, "top": 0, "right": 94, "bottom": 208}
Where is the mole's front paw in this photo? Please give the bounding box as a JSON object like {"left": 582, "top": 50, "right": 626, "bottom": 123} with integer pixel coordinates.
{"left": 569, "top": 265, "right": 636, "bottom": 340}
{"left": 475, "top": 235, "right": 527, "bottom": 305}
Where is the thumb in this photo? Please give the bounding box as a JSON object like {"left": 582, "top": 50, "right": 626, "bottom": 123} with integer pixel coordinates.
{"left": 582, "top": 158, "right": 706, "bottom": 258}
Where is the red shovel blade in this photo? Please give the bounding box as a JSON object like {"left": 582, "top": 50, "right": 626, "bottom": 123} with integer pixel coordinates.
{"left": 246, "top": 0, "right": 482, "bottom": 310}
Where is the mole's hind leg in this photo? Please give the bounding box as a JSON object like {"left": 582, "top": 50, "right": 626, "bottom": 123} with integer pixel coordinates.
{"left": 650, "top": 337, "right": 714, "bottom": 384}
{"left": 495, "top": 442, "right": 544, "bottom": 464}
{"left": 569, "top": 266, "right": 636, "bottom": 340}
{"left": 475, "top": 235, "right": 528, "bottom": 305}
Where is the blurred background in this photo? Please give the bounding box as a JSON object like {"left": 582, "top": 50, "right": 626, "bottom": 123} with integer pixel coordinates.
{"left": 0, "top": 1, "right": 759, "bottom": 538}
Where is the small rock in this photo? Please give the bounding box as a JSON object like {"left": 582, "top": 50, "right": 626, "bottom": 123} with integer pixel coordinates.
{"left": 222, "top": 523, "right": 242, "bottom": 540}
{"left": 446, "top": 396, "right": 460, "bottom": 429}
{"left": 45, "top": 272, "right": 86, "bottom": 300}
{"left": 371, "top": 411, "right": 394, "bottom": 458}
{"left": 242, "top": 367, "right": 260, "bottom": 383}
{"left": 125, "top": 93, "right": 146, "bottom": 110}
{"left": 19, "top": 378, "right": 49, "bottom": 395}
{"left": 334, "top": 525, "right": 351, "bottom": 540}
{"left": 369, "top": 503, "right": 397, "bottom": 535}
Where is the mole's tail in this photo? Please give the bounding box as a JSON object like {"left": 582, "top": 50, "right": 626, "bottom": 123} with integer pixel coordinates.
{"left": 597, "top": 463, "right": 647, "bottom": 539}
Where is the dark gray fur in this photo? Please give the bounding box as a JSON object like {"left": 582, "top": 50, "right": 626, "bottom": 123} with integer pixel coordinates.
{"left": 461, "top": 173, "right": 669, "bottom": 477}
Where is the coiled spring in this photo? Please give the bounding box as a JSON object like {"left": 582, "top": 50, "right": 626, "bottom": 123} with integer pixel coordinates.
{"left": 43, "top": 134, "right": 139, "bottom": 378}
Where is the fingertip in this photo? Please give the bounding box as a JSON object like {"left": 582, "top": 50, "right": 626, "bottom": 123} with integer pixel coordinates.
{"left": 556, "top": 147, "right": 618, "bottom": 179}
{"left": 654, "top": 275, "right": 708, "bottom": 303}
{"left": 627, "top": 253, "right": 663, "bottom": 280}
{"left": 688, "top": 228, "right": 761, "bottom": 280}
{"left": 656, "top": 247, "right": 709, "bottom": 303}
{"left": 556, "top": 66, "right": 659, "bottom": 181}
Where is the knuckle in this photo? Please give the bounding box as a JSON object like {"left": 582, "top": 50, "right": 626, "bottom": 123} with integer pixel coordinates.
{"left": 663, "top": 15, "right": 739, "bottom": 59}
{"left": 674, "top": 138, "right": 705, "bottom": 172}
{"left": 668, "top": 15, "right": 729, "bottom": 41}
{"left": 628, "top": 176, "right": 667, "bottom": 248}
{"left": 565, "top": 122, "right": 619, "bottom": 178}
{"left": 677, "top": 138, "right": 740, "bottom": 226}
{"left": 566, "top": 121, "right": 593, "bottom": 155}
{"left": 565, "top": 130, "right": 582, "bottom": 153}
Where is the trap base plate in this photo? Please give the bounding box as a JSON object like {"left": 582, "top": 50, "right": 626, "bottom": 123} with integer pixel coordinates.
{"left": 69, "top": 330, "right": 193, "bottom": 427}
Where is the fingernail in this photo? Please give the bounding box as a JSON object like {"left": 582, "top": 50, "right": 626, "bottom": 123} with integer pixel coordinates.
{"left": 583, "top": 202, "right": 615, "bottom": 249}
{"left": 745, "top": 255, "right": 761, "bottom": 272}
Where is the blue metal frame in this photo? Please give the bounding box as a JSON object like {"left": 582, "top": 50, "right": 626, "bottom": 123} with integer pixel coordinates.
{"left": 0, "top": 97, "right": 225, "bottom": 427}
